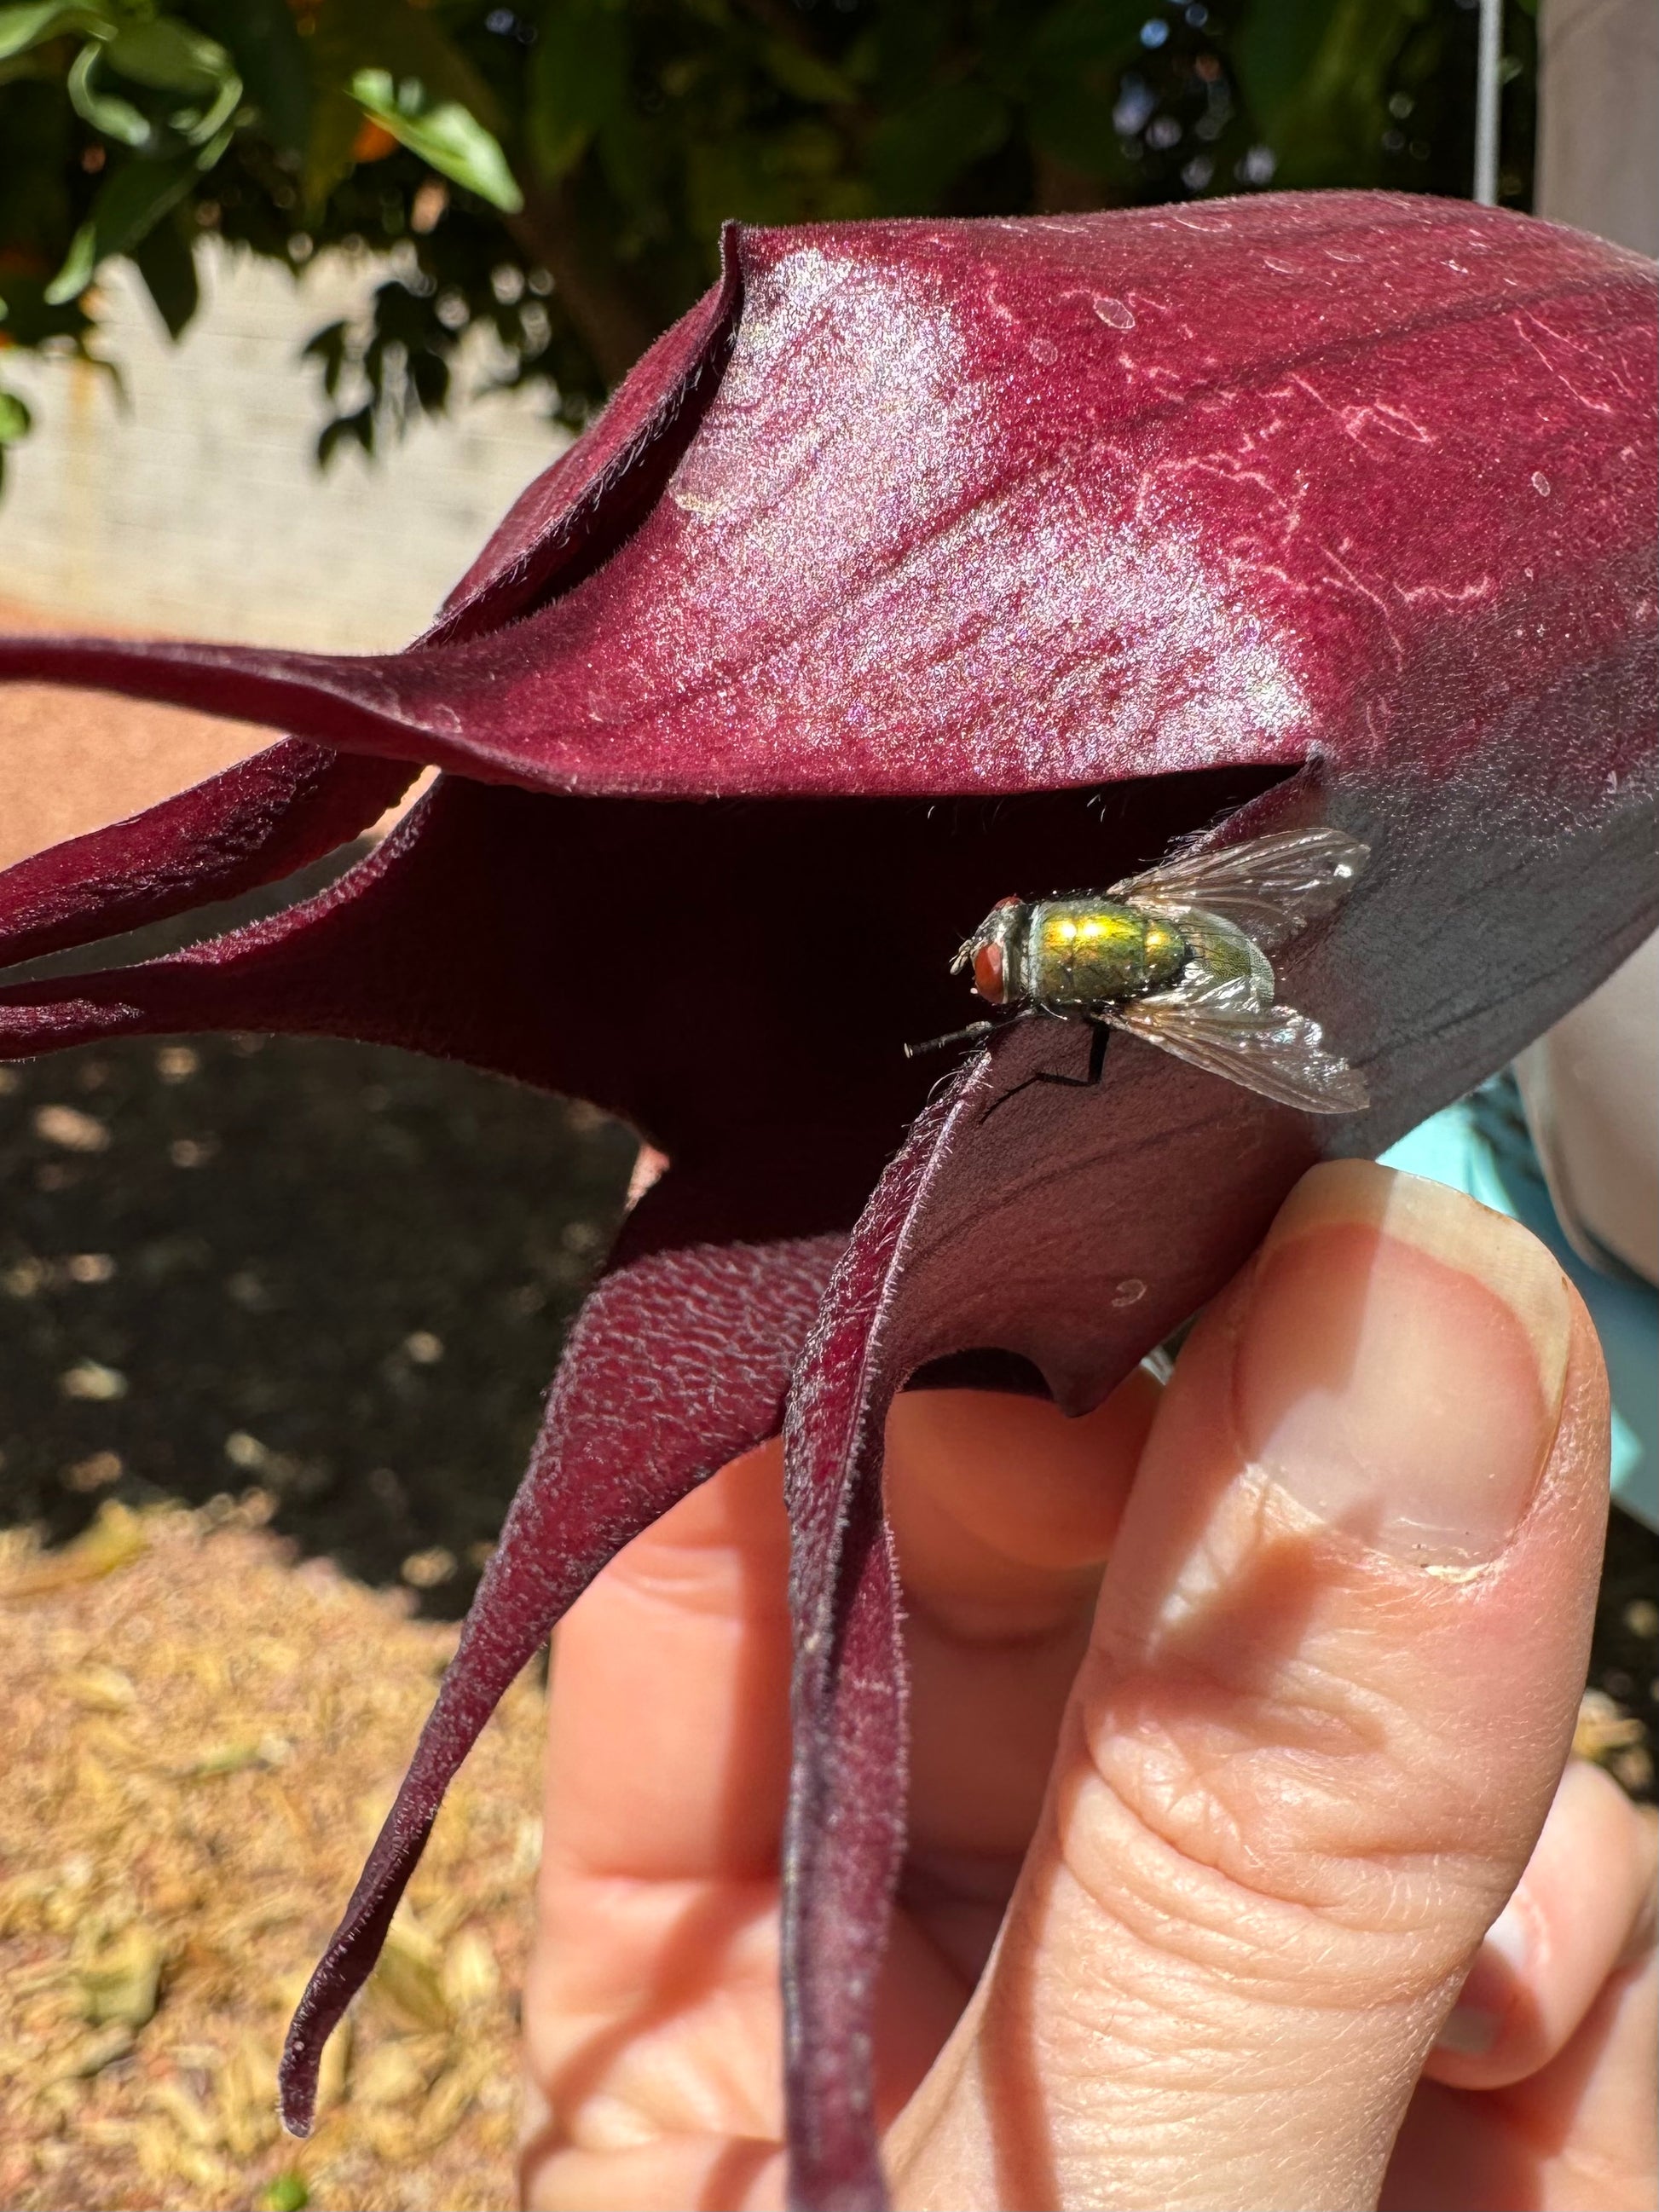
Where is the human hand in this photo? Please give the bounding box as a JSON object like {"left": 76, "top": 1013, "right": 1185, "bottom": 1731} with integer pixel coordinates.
{"left": 518, "top": 1160, "right": 1657, "bottom": 2210}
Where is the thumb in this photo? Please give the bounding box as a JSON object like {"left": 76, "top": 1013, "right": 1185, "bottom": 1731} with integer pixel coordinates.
{"left": 890, "top": 1160, "right": 1610, "bottom": 2212}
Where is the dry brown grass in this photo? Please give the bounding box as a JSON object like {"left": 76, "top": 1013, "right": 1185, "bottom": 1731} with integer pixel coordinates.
{"left": 0, "top": 1495, "right": 543, "bottom": 2211}
{"left": 1, "top": 1470, "right": 1652, "bottom": 2212}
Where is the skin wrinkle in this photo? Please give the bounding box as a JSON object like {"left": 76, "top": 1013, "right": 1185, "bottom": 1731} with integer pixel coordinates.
{"left": 1050, "top": 1732, "right": 1439, "bottom": 2003}
{"left": 1006, "top": 1842, "right": 1458, "bottom": 2212}
{"left": 1058, "top": 1741, "right": 1498, "bottom": 1995}
{"left": 978, "top": 1890, "right": 1424, "bottom": 2212}
{"left": 1031, "top": 1870, "right": 1434, "bottom": 2105}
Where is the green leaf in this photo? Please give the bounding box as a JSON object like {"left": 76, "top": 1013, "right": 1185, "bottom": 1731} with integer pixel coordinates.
{"left": 193, "top": 0, "right": 309, "bottom": 157}
{"left": 1234, "top": 0, "right": 1421, "bottom": 184}
{"left": 350, "top": 68, "right": 522, "bottom": 211}
{"left": 868, "top": 78, "right": 1009, "bottom": 211}
{"left": 260, "top": 2173, "right": 309, "bottom": 2212}
{"left": 299, "top": 0, "right": 511, "bottom": 209}
{"left": 104, "top": 18, "right": 226, "bottom": 97}
{"left": 760, "top": 37, "right": 856, "bottom": 107}
{"left": 1232, "top": 0, "right": 1332, "bottom": 140}
{"left": 0, "top": 0, "right": 101, "bottom": 64}
{"left": 306, "top": 0, "right": 506, "bottom": 128}
{"left": 0, "top": 386, "right": 32, "bottom": 441}
{"left": 67, "top": 40, "right": 152, "bottom": 146}
{"left": 130, "top": 209, "right": 198, "bottom": 338}
{"left": 100, "top": 19, "right": 243, "bottom": 146}
{"left": 527, "top": 0, "right": 630, "bottom": 184}
{"left": 45, "top": 148, "right": 196, "bottom": 303}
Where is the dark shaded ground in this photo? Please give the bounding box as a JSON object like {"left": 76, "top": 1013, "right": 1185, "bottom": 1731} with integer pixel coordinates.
{"left": 1, "top": 851, "right": 1653, "bottom": 1779}
{"left": 0, "top": 1026, "right": 635, "bottom": 1623}
{"left": 1588, "top": 1508, "right": 1659, "bottom": 1800}
{"left": 1, "top": 850, "right": 636, "bottom": 1620}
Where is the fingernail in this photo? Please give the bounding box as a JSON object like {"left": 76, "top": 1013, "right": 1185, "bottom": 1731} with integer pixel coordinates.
{"left": 1436, "top": 1893, "right": 1530, "bottom": 2055}
{"left": 1234, "top": 1163, "right": 1571, "bottom": 1563}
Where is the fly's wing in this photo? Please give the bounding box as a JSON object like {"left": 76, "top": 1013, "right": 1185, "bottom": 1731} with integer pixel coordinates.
{"left": 1109, "top": 827, "right": 1369, "bottom": 950}
{"left": 1110, "top": 910, "right": 1367, "bottom": 1114}
{"left": 1172, "top": 910, "right": 1275, "bottom": 1012}
{"left": 1110, "top": 996, "right": 1369, "bottom": 1114}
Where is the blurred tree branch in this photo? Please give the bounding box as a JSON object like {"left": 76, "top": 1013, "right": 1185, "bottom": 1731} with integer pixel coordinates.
{"left": 0, "top": 0, "right": 1537, "bottom": 492}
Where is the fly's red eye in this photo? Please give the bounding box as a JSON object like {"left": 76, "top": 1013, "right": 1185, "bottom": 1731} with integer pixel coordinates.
{"left": 972, "top": 940, "right": 1005, "bottom": 1003}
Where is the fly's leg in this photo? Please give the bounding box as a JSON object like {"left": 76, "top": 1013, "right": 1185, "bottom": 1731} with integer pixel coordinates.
{"left": 1083, "top": 1019, "right": 1110, "bottom": 1084}
{"left": 981, "top": 1019, "right": 1111, "bottom": 1121}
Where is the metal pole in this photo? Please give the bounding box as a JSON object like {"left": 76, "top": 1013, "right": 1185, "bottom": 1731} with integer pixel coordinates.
{"left": 1473, "top": 0, "right": 1503, "bottom": 203}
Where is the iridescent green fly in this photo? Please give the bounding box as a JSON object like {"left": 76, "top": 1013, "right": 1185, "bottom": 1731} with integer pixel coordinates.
{"left": 909, "top": 827, "right": 1370, "bottom": 1115}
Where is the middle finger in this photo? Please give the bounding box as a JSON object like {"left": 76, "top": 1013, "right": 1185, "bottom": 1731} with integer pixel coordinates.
{"left": 885, "top": 1375, "right": 1159, "bottom": 1900}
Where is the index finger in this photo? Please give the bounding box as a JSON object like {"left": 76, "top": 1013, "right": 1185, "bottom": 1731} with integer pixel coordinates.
{"left": 542, "top": 1437, "right": 795, "bottom": 1884}
{"left": 542, "top": 1372, "right": 1160, "bottom": 1888}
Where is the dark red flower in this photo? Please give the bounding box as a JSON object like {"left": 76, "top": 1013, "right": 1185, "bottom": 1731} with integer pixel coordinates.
{"left": 2, "top": 193, "right": 1653, "bottom": 2212}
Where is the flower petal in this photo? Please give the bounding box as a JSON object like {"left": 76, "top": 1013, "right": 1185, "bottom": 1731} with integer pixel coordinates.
{"left": 0, "top": 220, "right": 742, "bottom": 971}
{"left": 782, "top": 1083, "right": 956, "bottom": 2212}
{"left": 3, "top": 197, "right": 1649, "bottom": 804}
{"left": 0, "top": 191, "right": 1652, "bottom": 2208}
{"left": 777, "top": 1005, "right": 1328, "bottom": 2209}
{"left": 0, "top": 741, "right": 413, "bottom": 969}
{"left": 431, "top": 226, "right": 743, "bottom": 639}
{"left": 0, "top": 764, "right": 1299, "bottom": 1191}
{"left": 280, "top": 1221, "right": 841, "bottom": 2134}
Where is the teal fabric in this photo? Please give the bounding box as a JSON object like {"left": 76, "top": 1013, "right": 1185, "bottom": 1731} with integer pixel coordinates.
{"left": 1381, "top": 1077, "right": 1658, "bottom": 1532}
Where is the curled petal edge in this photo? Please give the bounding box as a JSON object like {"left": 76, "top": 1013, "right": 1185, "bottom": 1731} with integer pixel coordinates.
{"left": 279, "top": 1224, "right": 841, "bottom": 2133}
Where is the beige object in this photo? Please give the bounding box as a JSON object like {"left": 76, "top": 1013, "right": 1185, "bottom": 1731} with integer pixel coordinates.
{"left": 1520, "top": 942, "right": 1659, "bottom": 1282}
{"left": 1517, "top": 0, "right": 1659, "bottom": 1287}
{"left": 0, "top": 598, "right": 264, "bottom": 874}
{"left": 1536, "top": 0, "right": 1659, "bottom": 256}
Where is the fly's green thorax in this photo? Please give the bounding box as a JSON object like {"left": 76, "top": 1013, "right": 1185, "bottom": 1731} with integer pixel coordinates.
{"left": 1020, "top": 898, "right": 1188, "bottom": 1012}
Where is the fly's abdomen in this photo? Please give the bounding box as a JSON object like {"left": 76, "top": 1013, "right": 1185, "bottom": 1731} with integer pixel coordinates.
{"left": 1027, "top": 898, "right": 1186, "bottom": 1010}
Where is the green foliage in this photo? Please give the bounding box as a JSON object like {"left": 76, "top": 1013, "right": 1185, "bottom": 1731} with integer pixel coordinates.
{"left": 0, "top": 377, "right": 30, "bottom": 494}
{"left": 0, "top": 0, "right": 1537, "bottom": 488}
{"left": 350, "top": 66, "right": 523, "bottom": 210}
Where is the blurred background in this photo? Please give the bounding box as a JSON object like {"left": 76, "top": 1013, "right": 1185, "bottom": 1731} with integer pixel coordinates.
{"left": 1, "top": 5, "right": 1654, "bottom": 2208}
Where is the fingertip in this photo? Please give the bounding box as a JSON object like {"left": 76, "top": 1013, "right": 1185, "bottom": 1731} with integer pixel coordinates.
{"left": 884, "top": 1373, "right": 1157, "bottom": 1638}
{"left": 1429, "top": 1757, "right": 1659, "bottom": 2090}
{"left": 544, "top": 1439, "right": 795, "bottom": 1881}
{"left": 1234, "top": 1161, "right": 1575, "bottom": 1564}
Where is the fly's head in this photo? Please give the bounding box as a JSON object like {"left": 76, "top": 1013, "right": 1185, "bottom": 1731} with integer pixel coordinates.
{"left": 951, "top": 895, "right": 1026, "bottom": 1008}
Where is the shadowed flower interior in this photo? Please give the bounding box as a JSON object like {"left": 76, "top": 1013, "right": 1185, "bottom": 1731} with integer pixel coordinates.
{"left": 1, "top": 192, "right": 1654, "bottom": 2212}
